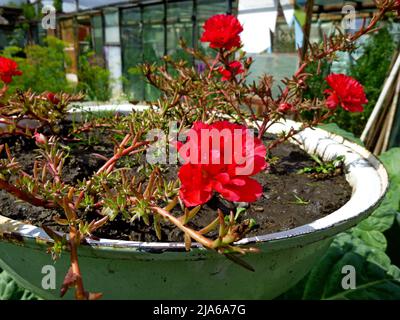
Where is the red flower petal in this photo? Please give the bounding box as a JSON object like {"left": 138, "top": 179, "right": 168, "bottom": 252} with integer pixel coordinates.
{"left": 218, "top": 61, "right": 244, "bottom": 81}
{"left": 0, "top": 74, "right": 12, "bottom": 84}
{"left": 178, "top": 121, "right": 267, "bottom": 206}
{"left": 178, "top": 164, "right": 213, "bottom": 207}
{"left": 47, "top": 92, "right": 60, "bottom": 105}
{"left": 0, "top": 56, "right": 22, "bottom": 84}
{"left": 278, "top": 103, "right": 293, "bottom": 113}
{"left": 218, "top": 67, "right": 232, "bottom": 81}
{"left": 324, "top": 74, "right": 367, "bottom": 113}
{"left": 200, "top": 14, "right": 243, "bottom": 50}
{"left": 214, "top": 176, "right": 263, "bottom": 203}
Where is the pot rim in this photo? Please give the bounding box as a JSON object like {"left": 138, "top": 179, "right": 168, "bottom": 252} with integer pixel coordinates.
{"left": 0, "top": 104, "right": 389, "bottom": 253}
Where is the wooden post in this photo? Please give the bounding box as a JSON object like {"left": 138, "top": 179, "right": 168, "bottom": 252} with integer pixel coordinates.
{"left": 301, "top": 0, "right": 315, "bottom": 62}
{"left": 361, "top": 53, "right": 400, "bottom": 143}
{"left": 382, "top": 73, "right": 400, "bottom": 152}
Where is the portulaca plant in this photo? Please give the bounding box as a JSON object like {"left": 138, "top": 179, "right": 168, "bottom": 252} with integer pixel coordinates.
{"left": 0, "top": 0, "right": 397, "bottom": 300}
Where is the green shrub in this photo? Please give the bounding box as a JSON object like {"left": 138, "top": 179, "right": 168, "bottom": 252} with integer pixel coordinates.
{"left": 2, "top": 36, "right": 111, "bottom": 101}
{"left": 53, "top": 0, "right": 63, "bottom": 12}
{"left": 303, "top": 60, "right": 330, "bottom": 100}
{"left": 332, "top": 26, "right": 395, "bottom": 136}
{"left": 2, "top": 36, "right": 73, "bottom": 94}
{"left": 303, "top": 25, "right": 395, "bottom": 136}
{"left": 77, "top": 51, "right": 111, "bottom": 101}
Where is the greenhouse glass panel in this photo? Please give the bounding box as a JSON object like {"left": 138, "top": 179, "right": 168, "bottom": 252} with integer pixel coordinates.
{"left": 121, "top": 7, "right": 144, "bottom": 101}
{"left": 105, "top": 45, "right": 123, "bottom": 96}
{"left": 197, "top": 0, "right": 229, "bottom": 21}
{"left": 166, "top": 1, "right": 193, "bottom": 63}
{"left": 197, "top": 0, "right": 230, "bottom": 55}
{"left": 104, "top": 9, "right": 120, "bottom": 45}
{"left": 91, "top": 15, "right": 104, "bottom": 60}
{"left": 0, "top": 30, "right": 8, "bottom": 50}
{"left": 142, "top": 4, "right": 165, "bottom": 101}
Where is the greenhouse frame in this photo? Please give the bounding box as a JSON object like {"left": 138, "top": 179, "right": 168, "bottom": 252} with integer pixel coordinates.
{"left": 0, "top": 0, "right": 385, "bottom": 101}
{"left": 51, "top": 0, "right": 237, "bottom": 100}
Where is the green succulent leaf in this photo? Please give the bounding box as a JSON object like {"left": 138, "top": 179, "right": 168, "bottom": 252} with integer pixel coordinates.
{"left": 279, "top": 233, "right": 400, "bottom": 300}
{"left": 0, "top": 269, "right": 38, "bottom": 300}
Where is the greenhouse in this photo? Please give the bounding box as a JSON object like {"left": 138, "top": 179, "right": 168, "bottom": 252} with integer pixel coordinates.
{"left": 0, "top": 0, "right": 399, "bottom": 304}
{"left": 0, "top": 1, "right": 392, "bottom": 100}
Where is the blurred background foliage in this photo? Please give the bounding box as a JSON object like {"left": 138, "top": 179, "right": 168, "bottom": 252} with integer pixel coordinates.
{"left": 337, "top": 26, "right": 396, "bottom": 136}
{"left": 77, "top": 49, "right": 111, "bottom": 101}
{"left": 304, "top": 23, "right": 397, "bottom": 136}
{"left": 1, "top": 36, "right": 72, "bottom": 93}
{"left": 1, "top": 36, "right": 111, "bottom": 101}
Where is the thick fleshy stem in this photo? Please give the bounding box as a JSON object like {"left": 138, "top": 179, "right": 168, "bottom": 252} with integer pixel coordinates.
{"left": 0, "top": 179, "right": 56, "bottom": 208}
{"left": 69, "top": 227, "right": 86, "bottom": 300}
{"left": 151, "top": 206, "right": 214, "bottom": 248}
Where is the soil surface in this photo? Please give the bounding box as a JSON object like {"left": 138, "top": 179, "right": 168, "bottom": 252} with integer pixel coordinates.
{"left": 0, "top": 126, "right": 352, "bottom": 242}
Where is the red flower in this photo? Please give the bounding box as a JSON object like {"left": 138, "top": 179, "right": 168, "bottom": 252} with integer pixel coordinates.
{"left": 47, "top": 92, "right": 60, "bottom": 105}
{"left": 200, "top": 14, "right": 243, "bottom": 50}
{"left": 0, "top": 56, "right": 22, "bottom": 84}
{"left": 177, "top": 121, "right": 267, "bottom": 207}
{"left": 218, "top": 61, "right": 244, "bottom": 81}
{"left": 324, "top": 74, "right": 368, "bottom": 112}
{"left": 278, "top": 103, "right": 293, "bottom": 113}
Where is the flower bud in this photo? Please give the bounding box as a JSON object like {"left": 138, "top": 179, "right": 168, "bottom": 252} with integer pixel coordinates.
{"left": 246, "top": 57, "right": 253, "bottom": 65}
{"left": 47, "top": 92, "right": 60, "bottom": 105}
{"left": 278, "top": 103, "right": 293, "bottom": 113}
{"left": 34, "top": 132, "right": 47, "bottom": 145}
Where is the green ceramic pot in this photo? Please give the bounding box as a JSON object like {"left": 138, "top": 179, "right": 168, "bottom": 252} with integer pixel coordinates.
{"left": 0, "top": 106, "right": 389, "bottom": 299}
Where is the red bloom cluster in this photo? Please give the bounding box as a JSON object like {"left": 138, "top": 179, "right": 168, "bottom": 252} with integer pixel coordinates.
{"left": 0, "top": 56, "right": 22, "bottom": 84}
{"left": 200, "top": 14, "right": 243, "bottom": 50}
{"left": 324, "top": 73, "right": 368, "bottom": 112}
{"left": 47, "top": 92, "right": 60, "bottom": 105}
{"left": 218, "top": 61, "right": 244, "bottom": 81}
{"left": 177, "top": 121, "right": 267, "bottom": 207}
{"left": 278, "top": 103, "right": 293, "bottom": 113}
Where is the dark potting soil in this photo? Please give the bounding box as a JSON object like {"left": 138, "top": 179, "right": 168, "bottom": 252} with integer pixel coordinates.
{"left": 0, "top": 126, "right": 352, "bottom": 242}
